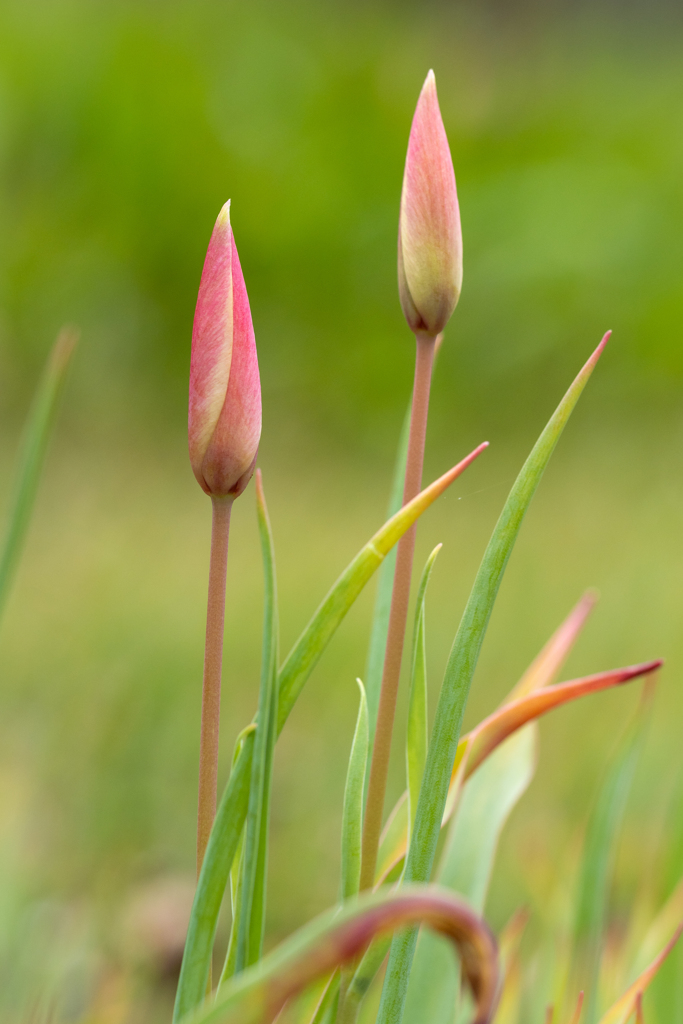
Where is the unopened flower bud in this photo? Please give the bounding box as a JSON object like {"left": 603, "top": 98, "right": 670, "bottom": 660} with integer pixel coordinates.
{"left": 189, "top": 201, "right": 261, "bottom": 499}
{"left": 398, "top": 71, "right": 463, "bottom": 337}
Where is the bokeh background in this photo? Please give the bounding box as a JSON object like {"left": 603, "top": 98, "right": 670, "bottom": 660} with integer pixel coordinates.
{"left": 1, "top": 0, "right": 683, "bottom": 1019}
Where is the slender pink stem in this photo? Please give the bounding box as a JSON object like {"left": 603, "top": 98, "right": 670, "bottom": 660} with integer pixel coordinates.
{"left": 197, "top": 495, "right": 233, "bottom": 875}
{"left": 360, "top": 332, "right": 436, "bottom": 892}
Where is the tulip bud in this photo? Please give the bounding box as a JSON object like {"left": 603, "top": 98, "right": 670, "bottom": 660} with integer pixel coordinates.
{"left": 398, "top": 71, "right": 463, "bottom": 337}
{"left": 189, "top": 201, "right": 262, "bottom": 499}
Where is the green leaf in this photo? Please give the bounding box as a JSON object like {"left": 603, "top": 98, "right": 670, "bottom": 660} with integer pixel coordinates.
{"left": 174, "top": 452, "right": 486, "bottom": 1022}
{"left": 403, "top": 728, "right": 536, "bottom": 1024}
{"left": 0, "top": 327, "right": 77, "bottom": 623}
{"left": 406, "top": 545, "right": 441, "bottom": 843}
{"left": 235, "top": 472, "right": 279, "bottom": 972}
{"left": 377, "top": 333, "right": 610, "bottom": 1024}
{"left": 341, "top": 680, "right": 369, "bottom": 901}
{"left": 182, "top": 885, "right": 498, "bottom": 1024}
{"left": 220, "top": 735, "right": 256, "bottom": 988}
{"left": 569, "top": 687, "right": 652, "bottom": 1024}
{"left": 365, "top": 407, "right": 410, "bottom": 752}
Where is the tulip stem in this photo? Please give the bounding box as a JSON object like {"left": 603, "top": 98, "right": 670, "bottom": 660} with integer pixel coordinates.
{"left": 197, "top": 495, "right": 233, "bottom": 875}
{"left": 360, "top": 331, "right": 436, "bottom": 892}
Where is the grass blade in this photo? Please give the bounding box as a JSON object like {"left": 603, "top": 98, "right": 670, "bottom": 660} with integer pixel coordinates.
{"left": 365, "top": 407, "right": 410, "bottom": 751}
{"left": 406, "top": 545, "right": 441, "bottom": 842}
{"left": 341, "top": 680, "right": 369, "bottom": 901}
{"left": 378, "top": 332, "right": 610, "bottom": 1024}
{"left": 174, "top": 449, "right": 487, "bottom": 1020}
{"left": 235, "top": 471, "right": 279, "bottom": 971}
{"left": 0, "top": 327, "right": 77, "bottom": 622}
{"left": 183, "top": 886, "right": 499, "bottom": 1024}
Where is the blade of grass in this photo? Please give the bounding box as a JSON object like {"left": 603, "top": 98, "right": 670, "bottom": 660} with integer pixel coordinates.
{"left": 183, "top": 886, "right": 499, "bottom": 1024}
{"left": 569, "top": 685, "right": 654, "bottom": 1024}
{"left": 235, "top": 471, "right": 279, "bottom": 972}
{"left": 342, "top": 681, "right": 369, "bottom": 901}
{"left": 378, "top": 332, "right": 611, "bottom": 1024}
{"left": 406, "top": 545, "right": 441, "bottom": 843}
{"left": 365, "top": 407, "right": 410, "bottom": 753}
{"left": 0, "top": 327, "right": 78, "bottom": 623}
{"left": 174, "top": 449, "right": 487, "bottom": 1021}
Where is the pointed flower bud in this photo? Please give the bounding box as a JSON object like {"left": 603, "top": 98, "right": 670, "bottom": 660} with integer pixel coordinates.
{"left": 398, "top": 70, "right": 463, "bottom": 337}
{"left": 189, "top": 201, "right": 262, "bottom": 499}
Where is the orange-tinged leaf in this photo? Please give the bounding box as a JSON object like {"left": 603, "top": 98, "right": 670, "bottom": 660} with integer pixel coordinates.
{"left": 376, "top": 596, "right": 597, "bottom": 884}
{"left": 461, "top": 661, "right": 662, "bottom": 783}
{"left": 505, "top": 591, "right": 597, "bottom": 703}
{"left": 190, "top": 886, "right": 499, "bottom": 1024}
{"left": 597, "top": 924, "right": 683, "bottom": 1024}
{"left": 375, "top": 661, "right": 661, "bottom": 885}
{"left": 567, "top": 991, "right": 584, "bottom": 1024}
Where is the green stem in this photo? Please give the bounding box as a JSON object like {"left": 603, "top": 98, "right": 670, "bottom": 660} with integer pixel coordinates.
{"left": 197, "top": 495, "right": 233, "bottom": 874}
{"left": 360, "top": 332, "right": 436, "bottom": 892}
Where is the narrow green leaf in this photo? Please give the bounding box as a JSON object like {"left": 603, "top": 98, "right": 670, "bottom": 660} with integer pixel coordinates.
{"left": 219, "top": 726, "right": 256, "bottom": 990}
{"left": 365, "top": 407, "right": 410, "bottom": 751}
{"left": 406, "top": 544, "right": 441, "bottom": 842}
{"left": 277, "top": 447, "right": 486, "bottom": 734}
{"left": 341, "top": 680, "right": 369, "bottom": 901}
{"left": 310, "top": 975, "right": 340, "bottom": 1024}
{"left": 403, "top": 728, "right": 536, "bottom": 1024}
{"left": 183, "top": 885, "right": 498, "bottom": 1024}
{"left": 378, "top": 333, "right": 610, "bottom": 1024}
{"left": 176, "top": 455, "right": 487, "bottom": 1017}
{"left": 569, "top": 688, "right": 652, "bottom": 1024}
{"left": 341, "top": 936, "right": 392, "bottom": 1024}
{"left": 0, "top": 327, "right": 77, "bottom": 623}
{"left": 175, "top": 452, "right": 487, "bottom": 1021}
{"left": 236, "top": 471, "right": 279, "bottom": 972}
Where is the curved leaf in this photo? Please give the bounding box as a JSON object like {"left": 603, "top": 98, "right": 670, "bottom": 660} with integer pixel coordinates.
{"left": 183, "top": 886, "right": 499, "bottom": 1024}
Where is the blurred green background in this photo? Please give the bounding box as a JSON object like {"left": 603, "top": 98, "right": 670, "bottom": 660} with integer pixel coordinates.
{"left": 1, "top": 0, "right": 683, "bottom": 1019}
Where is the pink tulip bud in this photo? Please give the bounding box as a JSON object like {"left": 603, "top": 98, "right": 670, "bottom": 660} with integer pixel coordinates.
{"left": 189, "top": 201, "right": 262, "bottom": 499}
{"left": 398, "top": 70, "right": 463, "bottom": 337}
